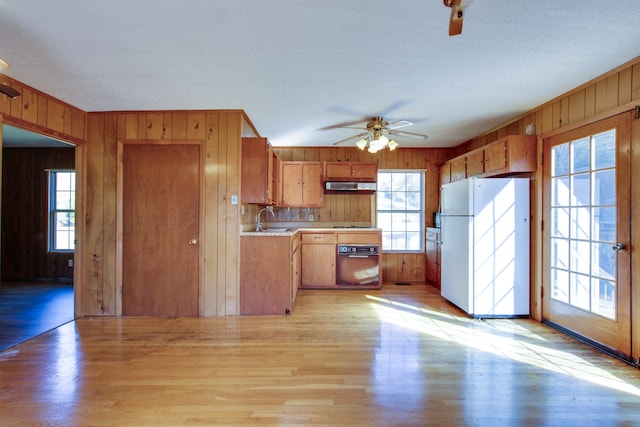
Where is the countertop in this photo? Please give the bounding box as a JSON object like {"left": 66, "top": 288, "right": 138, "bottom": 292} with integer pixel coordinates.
{"left": 241, "top": 227, "right": 382, "bottom": 237}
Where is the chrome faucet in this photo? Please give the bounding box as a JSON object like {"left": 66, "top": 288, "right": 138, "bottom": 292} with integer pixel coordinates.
{"left": 256, "top": 206, "right": 275, "bottom": 231}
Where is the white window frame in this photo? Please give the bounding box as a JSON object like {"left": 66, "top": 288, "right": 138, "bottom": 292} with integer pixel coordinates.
{"left": 376, "top": 170, "right": 425, "bottom": 253}
{"left": 48, "top": 169, "right": 76, "bottom": 253}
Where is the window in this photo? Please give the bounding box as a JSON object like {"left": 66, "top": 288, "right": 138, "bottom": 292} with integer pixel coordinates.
{"left": 48, "top": 170, "right": 76, "bottom": 252}
{"left": 376, "top": 170, "right": 424, "bottom": 252}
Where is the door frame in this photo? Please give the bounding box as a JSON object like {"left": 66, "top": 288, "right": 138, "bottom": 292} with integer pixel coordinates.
{"left": 541, "top": 112, "right": 632, "bottom": 359}
{"left": 115, "top": 139, "right": 205, "bottom": 316}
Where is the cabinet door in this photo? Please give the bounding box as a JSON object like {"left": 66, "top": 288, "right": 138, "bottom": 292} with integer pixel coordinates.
{"left": 241, "top": 137, "right": 270, "bottom": 204}
{"left": 484, "top": 140, "right": 508, "bottom": 174}
{"left": 268, "top": 148, "right": 279, "bottom": 205}
{"left": 466, "top": 150, "right": 484, "bottom": 177}
{"left": 302, "top": 162, "right": 324, "bottom": 207}
{"left": 280, "top": 162, "right": 303, "bottom": 206}
{"left": 440, "top": 162, "right": 451, "bottom": 186}
{"left": 324, "top": 162, "right": 352, "bottom": 180}
{"left": 301, "top": 243, "right": 336, "bottom": 286}
{"left": 350, "top": 163, "right": 378, "bottom": 181}
{"left": 292, "top": 242, "right": 301, "bottom": 303}
{"left": 450, "top": 157, "right": 467, "bottom": 182}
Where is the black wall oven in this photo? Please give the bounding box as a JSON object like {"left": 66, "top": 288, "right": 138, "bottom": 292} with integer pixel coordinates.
{"left": 336, "top": 244, "right": 380, "bottom": 286}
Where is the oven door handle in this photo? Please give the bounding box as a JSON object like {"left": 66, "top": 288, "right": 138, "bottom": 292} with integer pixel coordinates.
{"left": 347, "top": 254, "right": 372, "bottom": 258}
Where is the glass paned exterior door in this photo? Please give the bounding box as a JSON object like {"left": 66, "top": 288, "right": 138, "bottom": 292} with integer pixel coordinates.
{"left": 549, "top": 129, "right": 616, "bottom": 319}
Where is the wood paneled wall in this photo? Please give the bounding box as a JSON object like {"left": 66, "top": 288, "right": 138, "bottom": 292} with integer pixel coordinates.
{"left": 82, "top": 110, "right": 256, "bottom": 316}
{"left": 450, "top": 57, "right": 640, "bottom": 326}
{"left": 269, "top": 146, "right": 451, "bottom": 283}
{"left": 1, "top": 147, "right": 75, "bottom": 280}
{"left": 0, "top": 75, "right": 85, "bottom": 145}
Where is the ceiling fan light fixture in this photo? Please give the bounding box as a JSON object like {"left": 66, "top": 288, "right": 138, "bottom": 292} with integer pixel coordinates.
{"left": 0, "top": 58, "right": 9, "bottom": 70}
{"left": 356, "top": 138, "right": 368, "bottom": 150}
{"left": 388, "top": 139, "right": 399, "bottom": 151}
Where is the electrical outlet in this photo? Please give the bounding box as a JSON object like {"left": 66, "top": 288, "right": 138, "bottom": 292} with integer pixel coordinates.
{"left": 308, "top": 214, "right": 314, "bottom": 221}
{"left": 230, "top": 194, "right": 238, "bottom": 205}
{"left": 68, "top": 259, "right": 74, "bottom": 267}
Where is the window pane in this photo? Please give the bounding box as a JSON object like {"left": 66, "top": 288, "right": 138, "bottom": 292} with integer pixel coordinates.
{"left": 378, "top": 212, "right": 392, "bottom": 230}
{"left": 552, "top": 143, "right": 570, "bottom": 176}
{"left": 592, "top": 242, "right": 615, "bottom": 281}
{"left": 570, "top": 207, "right": 590, "bottom": 240}
{"left": 592, "top": 207, "right": 615, "bottom": 243}
{"left": 391, "top": 192, "right": 406, "bottom": 210}
{"left": 56, "top": 191, "right": 74, "bottom": 210}
{"left": 406, "top": 212, "right": 421, "bottom": 231}
{"left": 551, "top": 207, "right": 569, "bottom": 238}
{"left": 551, "top": 177, "right": 570, "bottom": 206}
{"left": 591, "top": 278, "right": 616, "bottom": 320}
{"left": 570, "top": 240, "right": 590, "bottom": 275}
{"left": 405, "top": 173, "right": 421, "bottom": 191}
{"left": 407, "top": 232, "right": 421, "bottom": 251}
{"left": 570, "top": 273, "right": 591, "bottom": 311}
{"left": 592, "top": 130, "right": 615, "bottom": 170}
{"left": 592, "top": 169, "right": 615, "bottom": 205}
{"left": 551, "top": 237, "right": 569, "bottom": 270}
{"left": 378, "top": 173, "right": 392, "bottom": 192}
{"left": 406, "top": 191, "right": 421, "bottom": 211}
{"left": 377, "top": 191, "right": 392, "bottom": 210}
{"left": 571, "top": 173, "right": 590, "bottom": 206}
{"left": 391, "top": 232, "right": 406, "bottom": 250}
{"left": 551, "top": 268, "right": 569, "bottom": 303}
{"left": 571, "top": 137, "right": 591, "bottom": 173}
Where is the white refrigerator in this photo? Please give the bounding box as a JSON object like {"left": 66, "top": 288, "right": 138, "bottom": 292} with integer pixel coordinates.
{"left": 440, "top": 177, "right": 530, "bottom": 318}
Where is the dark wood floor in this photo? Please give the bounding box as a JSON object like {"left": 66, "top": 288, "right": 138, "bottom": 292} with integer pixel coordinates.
{"left": 0, "top": 281, "right": 74, "bottom": 351}
{"left": 0, "top": 283, "right": 639, "bottom": 426}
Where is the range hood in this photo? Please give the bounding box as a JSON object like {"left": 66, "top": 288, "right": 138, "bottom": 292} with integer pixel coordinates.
{"left": 325, "top": 182, "right": 376, "bottom": 192}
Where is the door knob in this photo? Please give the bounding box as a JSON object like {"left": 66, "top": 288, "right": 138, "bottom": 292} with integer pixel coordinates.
{"left": 188, "top": 239, "right": 198, "bottom": 245}
{"left": 612, "top": 243, "right": 627, "bottom": 253}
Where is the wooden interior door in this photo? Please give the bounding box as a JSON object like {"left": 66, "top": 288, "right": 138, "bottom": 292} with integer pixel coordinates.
{"left": 542, "top": 113, "right": 632, "bottom": 358}
{"left": 122, "top": 144, "right": 200, "bottom": 316}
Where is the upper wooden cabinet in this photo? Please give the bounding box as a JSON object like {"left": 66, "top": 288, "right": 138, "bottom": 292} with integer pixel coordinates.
{"left": 279, "top": 161, "right": 324, "bottom": 208}
{"left": 440, "top": 135, "right": 536, "bottom": 184}
{"left": 323, "top": 161, "right": 378, "bottom": 182}
{"left": 241, "top": 137, "right": 279, "bottom": 205}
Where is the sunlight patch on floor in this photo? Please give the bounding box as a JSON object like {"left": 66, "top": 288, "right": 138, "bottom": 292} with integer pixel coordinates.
{"left": 366, "top": 295, "right": 640, "bottom": 397}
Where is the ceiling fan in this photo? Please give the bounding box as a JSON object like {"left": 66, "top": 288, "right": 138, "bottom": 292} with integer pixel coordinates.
{"left": 330, "top": 116, "right": 428, "bottom": 153}
{"left": 443, "top": 0, "right": 471, "bottom": 36}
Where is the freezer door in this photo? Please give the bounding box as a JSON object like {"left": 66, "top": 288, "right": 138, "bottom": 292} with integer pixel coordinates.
{"left": 440, "top": 215, "right": 473, "bottom": 314}
{"left": 441, "top": 179, "right": 471, "bottom": 216}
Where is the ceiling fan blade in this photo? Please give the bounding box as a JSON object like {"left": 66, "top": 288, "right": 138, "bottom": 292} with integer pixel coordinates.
{"left": 332, "top": 131, "right": 370, "bottom": 146}
{"left": 387, "top": 130, "right": 429, "bottom": 140}
{"left": 319, "top": 119, "right": 368, "bottom": 131}
{"left": 444, "top": 0, "right": 465, "bottom": 36}
{"left": 384, "top": 120, "right": 413, "bottom": 130}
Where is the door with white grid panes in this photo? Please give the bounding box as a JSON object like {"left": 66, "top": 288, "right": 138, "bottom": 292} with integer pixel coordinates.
{"left": 543, "top": 113, "right": 631, "bottom": 358}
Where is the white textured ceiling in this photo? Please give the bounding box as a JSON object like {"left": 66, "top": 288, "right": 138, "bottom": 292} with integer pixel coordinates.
{"left": 1, "top": 1, "right": 640, "bottom": 148}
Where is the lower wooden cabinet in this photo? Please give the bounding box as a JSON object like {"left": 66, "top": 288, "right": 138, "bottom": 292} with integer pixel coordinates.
{"left": 301, "top": 232, "right": 336, "bottom": 287}
{"left": 240, "top": 234, "right": 298, "bottom": 315}
{"left": 425, "top": 228, "right": 441, "bottom": 288}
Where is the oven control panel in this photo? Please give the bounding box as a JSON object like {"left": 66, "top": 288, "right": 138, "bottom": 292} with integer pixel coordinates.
{"left": 337, "top": 244, "right": 379, "bottom": 255}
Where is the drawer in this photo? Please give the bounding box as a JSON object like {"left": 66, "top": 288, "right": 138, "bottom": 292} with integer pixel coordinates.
{"left": 301, "top": 233, "right": 337, "bottom": 244}
{"left": 337, "top": 232, "right": 381, "bottom": 245}
{"left": 426, "top": 229, "right": 440, "bottom": 241}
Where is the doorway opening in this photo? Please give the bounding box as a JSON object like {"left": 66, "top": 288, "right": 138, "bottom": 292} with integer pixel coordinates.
{"left": 0, "top": 124, "right": 75, "bottom": 350}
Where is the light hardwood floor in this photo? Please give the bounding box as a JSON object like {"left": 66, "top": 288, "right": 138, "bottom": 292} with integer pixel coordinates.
{"left": 1, "top": 283, "right": 639, "bottom": 426}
